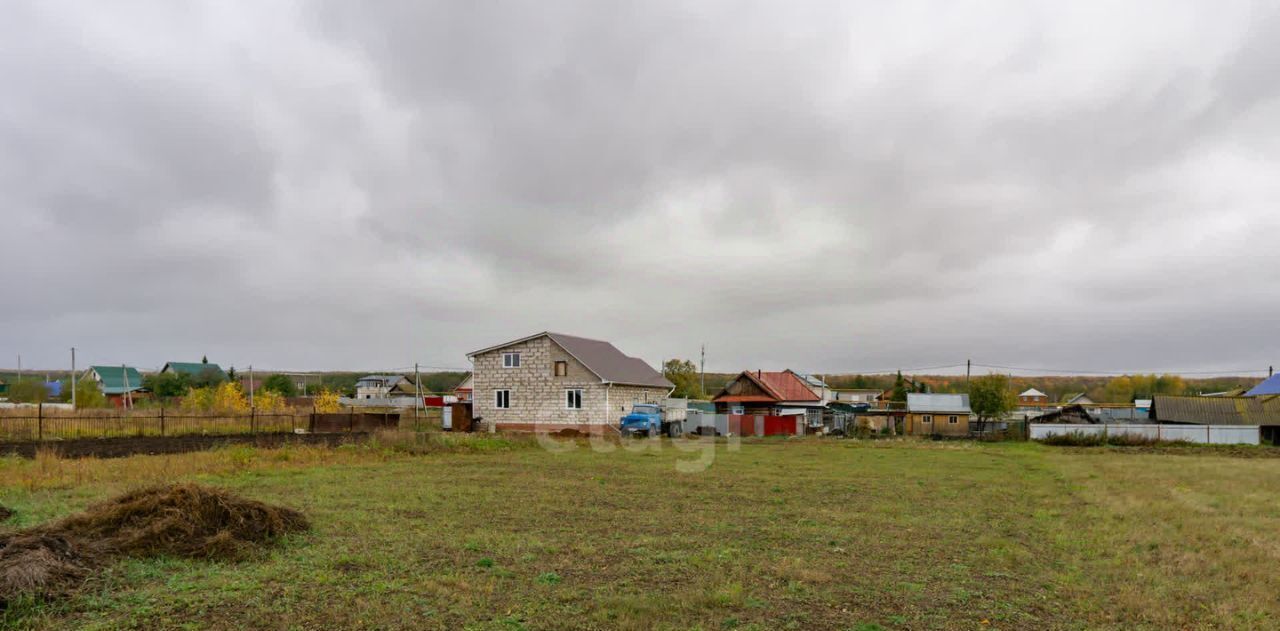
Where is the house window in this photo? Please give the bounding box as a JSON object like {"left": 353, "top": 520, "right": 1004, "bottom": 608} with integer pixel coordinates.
{"left": 554, "top": 361, "right": 568, "bottom": 376}
{"left": 922, "top": 415, "right": 932, "bottom": 424}
{"left": 948, "top": 415, "right": 958, "bottom": 424}
{"left": 565, "top": 389, "right": 583, "bottom": 409}
{"left": 502, "top": 352, "right": 520, "bottom": 368}
{"left": 494, "top": 389, "right": 511, "bottom": 409}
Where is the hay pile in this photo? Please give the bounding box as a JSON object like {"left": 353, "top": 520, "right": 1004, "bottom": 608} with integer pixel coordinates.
{"left": 0, "top": 484, "right": 308, "bottom": 607}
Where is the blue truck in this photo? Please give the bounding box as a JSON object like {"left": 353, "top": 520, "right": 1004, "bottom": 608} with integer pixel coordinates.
{"left": 619, "top": 403, "right": 683, "bottom": 438}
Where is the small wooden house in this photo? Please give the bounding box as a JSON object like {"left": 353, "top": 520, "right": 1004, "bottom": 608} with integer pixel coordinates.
{"left": 904, "top": 393, "right": 972, "bottom": 436}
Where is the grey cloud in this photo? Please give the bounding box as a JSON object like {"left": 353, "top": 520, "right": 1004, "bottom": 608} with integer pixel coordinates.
{"left": 1, "top": 0, "right": 1278, "bottom": 375}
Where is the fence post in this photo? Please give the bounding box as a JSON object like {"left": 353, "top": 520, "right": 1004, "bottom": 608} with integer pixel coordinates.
{"left": 349, "top": 406, "right": 355, "bottom": 433}
{"left": 251, "top": 407, "right": 256, "bottom": 434}
{"left": 160, "top": 405, "right": 166, "bottom": 437}
{"left": 38, "top": 402, "right": 43, "bottom": 441}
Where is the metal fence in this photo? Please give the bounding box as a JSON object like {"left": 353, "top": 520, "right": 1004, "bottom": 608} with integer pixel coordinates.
{"left": 1029, "top": 423, "right": 1259, "bottom": 445}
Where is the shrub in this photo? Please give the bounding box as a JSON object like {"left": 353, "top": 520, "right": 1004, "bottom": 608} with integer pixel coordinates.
{"left": 313, "top": 389, "right": 341, "bottom": 413}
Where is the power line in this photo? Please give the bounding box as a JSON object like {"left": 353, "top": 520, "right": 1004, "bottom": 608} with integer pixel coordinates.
{"left": 971, "top": 363, "right": 1270, "bottom": 376}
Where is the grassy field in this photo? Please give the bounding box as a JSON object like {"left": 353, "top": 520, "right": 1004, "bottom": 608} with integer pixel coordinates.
{"left": 2, "top": 435, "right": 1279, "bottom": 630}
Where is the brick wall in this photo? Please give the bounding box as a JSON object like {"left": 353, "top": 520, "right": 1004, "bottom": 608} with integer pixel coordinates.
{"left": 472, "top": 336, "right": 668, "bottom": 428}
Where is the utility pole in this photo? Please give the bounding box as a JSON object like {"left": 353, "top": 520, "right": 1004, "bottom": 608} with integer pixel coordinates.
{"left": 121, "top": 363, "right": 132, "bottom": 410}
{"left": 248, "top": 365, "right": 255, "bottom": 407}
{"left": 71, "top": 347, "right": 77, "bottom": 409}
{"left": 700, "top": 344, "right": 706, "bottom": 398}
{"left": 16, "top": 354, "right": 21, "bottom": 382}
{"left": 966, "top": 359, "right": 971, "bottom": 384}
{"left": 414, "top": 363, "right": 422, "bottom": 417}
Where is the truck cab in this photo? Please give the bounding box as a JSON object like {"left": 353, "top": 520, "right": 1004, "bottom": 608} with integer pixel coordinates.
{"left": 620, "top": 403, "right": 675, "bottom": 437}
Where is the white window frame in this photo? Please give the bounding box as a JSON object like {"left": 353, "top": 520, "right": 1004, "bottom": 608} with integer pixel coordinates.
{"left": 922, "top": 415, "right": 932, "bottom": 424}
{"left": 948, "top": 415, "right": 959, "bottom": 424}
{"left": 494, "top": 389, "right": 511, "bottom": 409}
{"left": 565, "top": 388, "right": 583, "bottom": 409}
{"left": 502, "top": 352, "right": 520, "bottom": 368}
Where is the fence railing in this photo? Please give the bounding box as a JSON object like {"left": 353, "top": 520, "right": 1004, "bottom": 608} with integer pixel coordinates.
{"left": 0, "top": 404, "right": 440, "bottom": 443}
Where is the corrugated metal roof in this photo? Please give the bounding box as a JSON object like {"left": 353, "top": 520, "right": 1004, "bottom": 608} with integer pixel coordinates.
{"left": 88, "top": 365, "right": 144, "bottom": 394}
{"left": 711, "top": 370, "right": 822, "bottom": 404}
{"left": 163, "top": 362, "right": 228, "bottom": 379}
{"left": 547, "top": 333, "right": 672, "bottom": 389}
{"left": 1246, "top": 374, "right": 1280, "bottom": 396}
{"left": 470, "top": 332, "right": 671, "bottom": 389}
{"left": 740, "top": 371, "right": 822, "bottom": 402}
{"left": 906, "top": 393, "right": 971, "bottom": 413}
{"left": 1151, "top": 395, "right": 1280, "bottom": 426}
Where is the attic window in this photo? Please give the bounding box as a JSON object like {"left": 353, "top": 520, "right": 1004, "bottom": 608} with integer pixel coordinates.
{"left": 502, "top": 352, "right": 521, "bottom": 368}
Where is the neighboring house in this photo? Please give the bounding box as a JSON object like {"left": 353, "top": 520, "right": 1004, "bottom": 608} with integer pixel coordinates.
{"left": 355, "top": 375, "right": 413, "bottom": 399}
{"left": 712, "top": 370, "right": 823, "bottom": 416}
{"left": 161, "top": 361, "right": 228, "bottom": 383}
{"left": 1031, "top": 404, "right": 1097, "bottom": 424}
{"left": 1134, "top": 399, "right": 1153, "bottom": 413}
{"left": 833, "top": 389, "right": 882, "bottom": 404}
{"left": 0, "top": 379, "right": 7, "bottom": 397}
{"left": 798, "top": 374, "right": 832, "bottom": 403}
{"left": 904, "top": 393, "right": 972, "bottom": 436}
{"left": 1245, "top": 373, "right": 1280, "bottom": 397}
{"left": 1063, "top": 393, "right": 1095, "bottom": 405}
{"left": 467, "top": 332, "right": 673, "bottom": 432}
{"left": 1018, "top": 388, "right": 1049, "bottom": 405}
{"left": 1150, "top": 394, "right": 1280, "bottom": 425}
{"left": 83, "top": 365, "right": 146, "bottom": 407}
{"left": 1150, "top": 394, "right": 1280, "bottom": 443}
{"left": 453, "top": 374, "right": 473, "bottom": 402}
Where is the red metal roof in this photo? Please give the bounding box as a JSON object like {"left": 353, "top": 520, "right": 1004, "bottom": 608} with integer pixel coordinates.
{"left": 757, "top": 371, "right": 821, "bottom": 402}
{"left": 713, "top": 370, "right": 821, "bottom": 404}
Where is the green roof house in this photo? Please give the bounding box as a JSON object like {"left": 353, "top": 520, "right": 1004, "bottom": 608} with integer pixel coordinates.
{"left": 84, "top": 365, "right": 146, "bottom": 395}
{"left": 160, "top": 361, "right": 228, "bottom": 382}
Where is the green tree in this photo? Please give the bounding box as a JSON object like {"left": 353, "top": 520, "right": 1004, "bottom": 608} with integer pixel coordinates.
{"left": 969, "top": 374, "right": 1016, "bottom": 432}
{"left": 889, "top": 371, "right": 909, "bottom": 402}
{"left": 262, "top": 374, "right": 298, "bottom": 397}
{"left": 143, "top": 372, "right": 192, "bottom": 399}
{"left": 663, "top": 359, "right": 704, "bottom": 399}
{"left": 7, "top": 380, "right": 48, "bottom": 403}
{"left": 74, "top": 379, "right": 109, "bottom": 408}
{"left": 1103, "top": 376, "right": 1135, "bottom": 403}
{"left": 191, "top": 366, "right": 226, "bottom": 388}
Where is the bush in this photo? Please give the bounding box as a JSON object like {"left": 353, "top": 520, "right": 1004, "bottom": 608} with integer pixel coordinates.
{"left": 6, "top": 381, "right": 48, "bottom": 404}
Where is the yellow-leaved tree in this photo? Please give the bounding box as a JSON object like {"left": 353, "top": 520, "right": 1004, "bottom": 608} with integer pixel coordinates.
{"left": 182, "top": 387, "right": 215, "bottom": 412}
{"left": 253, "top": 389, "right": 287, "bottom": 413}
{"left": 211, "top": 382, "right": 250, "bottom": 413}
{"left": 314, "top": 389, "right": 341, "bottom": 413}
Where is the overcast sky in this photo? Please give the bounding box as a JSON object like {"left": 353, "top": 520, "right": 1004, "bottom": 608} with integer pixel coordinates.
{"left": 2, "top": 1, "right": 1278, "bottom": 376}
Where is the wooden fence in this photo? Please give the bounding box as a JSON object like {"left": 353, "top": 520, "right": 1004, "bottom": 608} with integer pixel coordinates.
{"left": 0, "top": 405, "right": 425, "bottom": 442}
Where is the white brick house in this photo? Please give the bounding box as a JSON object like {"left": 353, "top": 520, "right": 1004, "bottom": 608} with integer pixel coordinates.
{"left": 467, "top": 332, "right": 673, "bottom": 432}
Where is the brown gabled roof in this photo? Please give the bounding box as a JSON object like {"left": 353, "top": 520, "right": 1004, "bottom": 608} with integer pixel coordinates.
{"left": 1151, "top": 394, "right": 1280, "bottom": 426}
{"left": 468, "top": 332, "right": 672, "bottom": 389}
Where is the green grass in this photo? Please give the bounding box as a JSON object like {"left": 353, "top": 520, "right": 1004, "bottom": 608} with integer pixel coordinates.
{"left": 2, "top": 437, "right": 1279, "bottom": 629}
